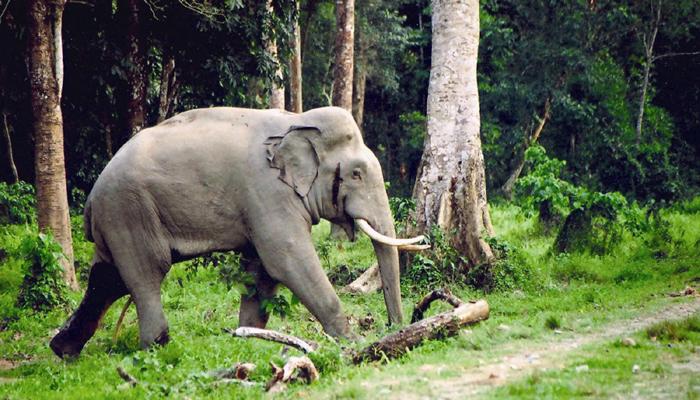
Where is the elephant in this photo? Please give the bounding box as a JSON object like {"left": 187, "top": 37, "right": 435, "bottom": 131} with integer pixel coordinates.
{"left": 49, "top": 106, "right": 424, "bottom": 358}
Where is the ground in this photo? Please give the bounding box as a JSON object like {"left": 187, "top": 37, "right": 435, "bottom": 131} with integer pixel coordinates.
{"left": 0, "top": 202, "right": 699, "bottom": 399}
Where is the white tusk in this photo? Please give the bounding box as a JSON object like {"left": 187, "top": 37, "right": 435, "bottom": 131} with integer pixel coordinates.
{"left": 355, "top": 219, "right": 425, "bottom": 246}
{"left": 397, "top": 244, "right": 431, "bottom": 251}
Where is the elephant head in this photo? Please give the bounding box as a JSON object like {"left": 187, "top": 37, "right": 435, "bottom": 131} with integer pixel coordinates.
{"left": 264, "top": 107, "right": 424, "bottom": 325}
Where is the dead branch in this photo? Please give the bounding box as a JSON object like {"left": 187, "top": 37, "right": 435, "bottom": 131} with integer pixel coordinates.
{"left": 225, "top": 327, "right": 317, "bottom": 354}
{"left": 116, "top": 366, "right": 138, "bottom": 387}
{"left": 411, "top": 288, "right": 465, "bottom": 323}
{"left": 207, "top": 362, "right": 256, "bottom": 381}
{"left": 353, "top": 299, "right": 489, "bottom": 363}
{"left": 112, "top": 297, "right": 133, "bottom": 343}
{"left": 265, "top": 356, "right": 319, "bottom": 393}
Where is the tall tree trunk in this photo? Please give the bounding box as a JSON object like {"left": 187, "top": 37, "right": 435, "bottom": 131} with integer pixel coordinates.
{"left": 412, "top": 0, "right": 493, "bottom": 267}
{"left": 117, "top": 0, "right": 147, "bottom": 146}
{"left": 500, "top": 96, "right": 552, "bottom": 199}
{"left": 289, "top": 0, "right": 303, "bottom": 113}
{"left": 635, "top": 1, "right": 660, "bottom": 146}
{"left": 330, "top": 0, "right": 355, "bottom": 240}
{"left": 156, "top": 51, "right": 177, "bottom": 124}
{"left": 266, "top": 0, "right": 285, "bottom": 109}
{"left": 331, "top": 0, "right": 354, "bottom": 111}
{"left": 26, "top": 0, "right": 78, "bottom": 290}
{"left": 2, "top": 112, "right": 18, "bottom": 183}
{"left": 352, "top": 24, "right": 367, "bottom": 129}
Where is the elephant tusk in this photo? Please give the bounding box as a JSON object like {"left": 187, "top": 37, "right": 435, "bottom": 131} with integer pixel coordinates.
{"left": 355, "top": 219, "right": 425, "bottom": 246}
{"left": 397, "top": 244, "right": 431, "bottom": 251}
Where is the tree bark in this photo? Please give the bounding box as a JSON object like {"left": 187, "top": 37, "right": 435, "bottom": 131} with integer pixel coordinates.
{"left": 117, "top": 0, "right": 147, "bottom": 146}
{"left": 266, "top": 0, "right": 285, "bottom": 110}
{"left": 332, "top": 0, "right": 354, "bottom": 110}
{"left": 26, "top": 0, "right": 78, "bottom": 290}
{"left": 330, "top": 0, "right": 355, "bottom": 240}
{"left": 500, "top": 96, "right": 552, "bottom": 199}
{"left": 635, "top": 0, "right": 661, "bottom": 146}
{"left": 156, "top": 51, "right": 176, "bottom": 124}
{"left": 2, "top": 112, "right": 18, "bottom": 183}
{"left": 411, "top": 0, "right": 493, "bottom": 267}
{"left": 289, "top": 0, "right": 303, "bottom": 113}
{"left": 352, "top": 24, "right": 367, "bottom": 129}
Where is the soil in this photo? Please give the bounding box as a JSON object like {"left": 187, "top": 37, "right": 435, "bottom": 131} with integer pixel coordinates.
{"left": 371, "top": 297, "right": 700, "bottom": 399}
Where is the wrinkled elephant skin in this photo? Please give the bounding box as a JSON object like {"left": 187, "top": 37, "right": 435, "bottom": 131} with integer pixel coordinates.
{"left": 50, "top": 107, "right": 406, "bottom": 358}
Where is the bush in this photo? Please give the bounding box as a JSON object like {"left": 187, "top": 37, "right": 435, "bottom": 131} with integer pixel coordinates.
{"left": 466, "top": 237, "right": 533, "bottom": 292}
{"left": 404, "top": 226, "right": 463, "bottom": 290}
{"left": 14, "top": 230, "right": 69, "bottom": 312}
{"left": 0, "top": 181, "right": 36, "bottom": 225}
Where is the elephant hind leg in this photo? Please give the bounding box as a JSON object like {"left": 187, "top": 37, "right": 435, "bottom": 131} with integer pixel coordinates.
{"left": 239, "top": 255, "right": 279, "bottom": 329}
{"left": 50, "top": 261, "right": 128, "bottom": 358}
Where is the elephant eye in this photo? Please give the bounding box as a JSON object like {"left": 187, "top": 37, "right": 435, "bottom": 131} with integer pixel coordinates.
{"left": 352, "top": 168, "right": 362, "bottom": 180}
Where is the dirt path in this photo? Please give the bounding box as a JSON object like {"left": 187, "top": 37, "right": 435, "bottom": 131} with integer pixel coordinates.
{"left": 386, "top": 297, "right": 700, "bottom": 399}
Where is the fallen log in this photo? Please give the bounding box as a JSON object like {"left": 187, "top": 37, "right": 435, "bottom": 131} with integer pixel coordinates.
{"left": 224, "top": 327, "right": 317, "bottom": 353}
{"left": 266, "top": 356, "right": 319, "bottom": 393}
{"left": 411, "top": 287, "right": 465, "bottom": 323}
{"left": 353, "top": 299, "right": 489, "bottom": 363}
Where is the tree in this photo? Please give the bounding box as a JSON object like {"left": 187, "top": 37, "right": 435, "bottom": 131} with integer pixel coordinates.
{"left": 289, "top": 0, "right": 303, "bottom": 113}
{"left": 26, "top": 0, "right": 78, "bottom": 290}
{"left": 116, "top": 0, "right": 147, "bottom": 146}
{"left": 412, "top": 0, "right": 494, "bottom": 266}
{"left": 331, "top": 0, "right": 354, "bottom": 110}
{"left": 266, "top": 0, "right": 285, "bottom": 109}
{"left": 330, "top": 0, "right": 355, "bottom": 240}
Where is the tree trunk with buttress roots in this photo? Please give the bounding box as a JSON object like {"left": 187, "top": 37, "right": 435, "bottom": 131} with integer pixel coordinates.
{"left": 330, "top": 0, "right": 355, "bottom": 240}
{"left": 26, "top": 0, "right": 78, "bottom": 290}
{"left": 411, "top": 0, "right": 494, "bottom": 267}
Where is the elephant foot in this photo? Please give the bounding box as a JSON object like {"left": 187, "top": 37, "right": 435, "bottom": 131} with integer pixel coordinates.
{"left": 140, "top": 328, "right": 170, "bottom": 349}
{"left": 49, "top": 329, "right": 85, "bottom": 359}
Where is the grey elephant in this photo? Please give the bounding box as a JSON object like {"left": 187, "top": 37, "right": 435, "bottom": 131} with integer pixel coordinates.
{"left": 49, "top": 106, "right": 423, "bottom": 358}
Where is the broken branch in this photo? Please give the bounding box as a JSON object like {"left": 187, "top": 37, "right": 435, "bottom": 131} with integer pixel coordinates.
{"left": 116, "top": 366, "right": 138, "bottom": 387}
{"left": 411, "top": 288, "right": 465, "bottom": 323}
{"left": 225, "top": 327, "right": 317, "bottom": 353}
{"left": 207, "top": 362, "right": 256, "bottom": 381}
{"left": 265, "top": 356, "right": 319, "bottom": 393}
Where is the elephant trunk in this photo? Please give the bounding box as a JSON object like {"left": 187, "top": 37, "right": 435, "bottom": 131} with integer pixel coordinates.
{"left": 366, "top": 211, "right": 404, "bottom": 325}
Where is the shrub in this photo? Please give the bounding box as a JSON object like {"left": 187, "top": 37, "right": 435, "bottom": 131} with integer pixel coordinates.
{"left": 466, "top": 237, "right": 532, "bottom": 292}
{"left": 404, "top": 225, "right": 463, "bottom": 290}
{"left": 15, "top": 230, "right": 69, "bottom": 311}
{"left": 0, "top": 181, "right": 36, "bottom": 225}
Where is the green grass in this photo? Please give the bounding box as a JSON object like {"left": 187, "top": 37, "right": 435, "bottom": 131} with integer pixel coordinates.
{"left": 490, "top": 314, "right": 700, "bottom": 399}
{"left": 0, "top": 200, "right": 699, "bottom": 399}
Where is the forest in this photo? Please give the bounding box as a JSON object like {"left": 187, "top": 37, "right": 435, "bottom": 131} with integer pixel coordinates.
{"left": 1, "top": 0, "right": 699, "bottom": 398}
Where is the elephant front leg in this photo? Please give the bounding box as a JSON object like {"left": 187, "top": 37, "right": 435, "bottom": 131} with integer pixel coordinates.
{"left": 239, "top": 254, "right": 278, "bottom": 328}
{"left": 251, "top": 224, "right": 351, "bottom": 338}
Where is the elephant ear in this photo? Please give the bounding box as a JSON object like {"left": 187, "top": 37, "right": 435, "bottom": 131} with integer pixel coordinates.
{"left": 264, "top": 126, "right": 322, "bottom": 197}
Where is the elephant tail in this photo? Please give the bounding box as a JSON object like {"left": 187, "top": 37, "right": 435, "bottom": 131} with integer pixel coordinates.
{"left": 83, "top": 196, "right": 95, "bottom": 243}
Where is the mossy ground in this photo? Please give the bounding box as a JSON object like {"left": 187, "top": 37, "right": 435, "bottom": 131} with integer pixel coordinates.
{"left": 0, "top": 201, "right": 698, "bottom": 399}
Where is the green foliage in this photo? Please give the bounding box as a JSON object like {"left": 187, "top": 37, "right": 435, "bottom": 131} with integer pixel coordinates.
{"left": 188, "top": 252, "right": 251, "bottom": 292}
{"left": 466, "top": 236, "right": 532, "bottom": 292}
{"left": 261, "top": 291, "right": 299, "bottom": 319}
{"left": 0, "top": 182, "right": 36, "bottom": 225}
{"left": 404, "top": 225, "right": 463, "bottom": 290}
{"left": 516, "top": 145, "right": 645, "bottom": 254}
{"left": 544, "top": 314, "right": 561, "bottom": 330}
{"left": 14, "top": 230, "right": 69, "bottom": 312}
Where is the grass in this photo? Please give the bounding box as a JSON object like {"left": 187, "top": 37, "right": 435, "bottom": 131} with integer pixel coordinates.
{"left": 0, "top": 199, "right": 699, "bottom": 399}
{"left": 490, "top": 314, "right": 700, "bottom": 399}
